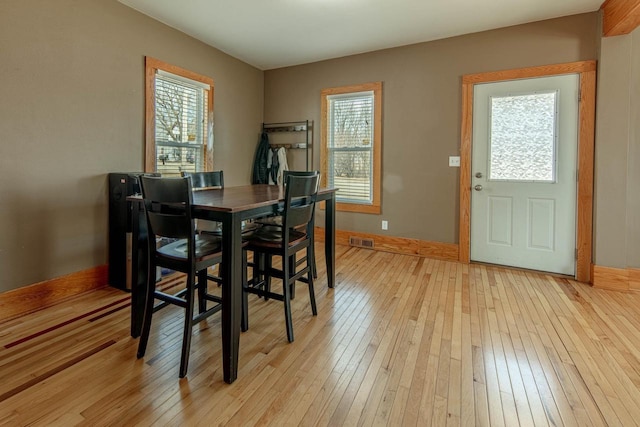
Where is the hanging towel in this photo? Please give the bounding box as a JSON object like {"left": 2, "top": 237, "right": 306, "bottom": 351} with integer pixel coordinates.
{"left": 268, "top": 147, "right": 279, "bottom": 184}
{"left": 251, "top": 132, "right": 270, "bottom": 184}
{"left": 275, "top": 147, "right": 289, "bottom": 185}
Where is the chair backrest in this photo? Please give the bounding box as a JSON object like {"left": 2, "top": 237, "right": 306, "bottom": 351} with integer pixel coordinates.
{"left": 181, "top": 171, "right": 224, "bottom": 190}
{"left": 283, "top": 170, "right": 318, "bottom": 182}
{"left": 283, "top": 173, "right": 319, "bottom": 235}
{"left": 140, "top": 176, "right": 194, "bottom": 241}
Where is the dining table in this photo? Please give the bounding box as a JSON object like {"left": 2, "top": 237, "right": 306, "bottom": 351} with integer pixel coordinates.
{"left": 128, "top": 184, "right": 337, "bottom": 384}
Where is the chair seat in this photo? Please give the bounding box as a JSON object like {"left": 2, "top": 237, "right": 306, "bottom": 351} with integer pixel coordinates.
{"left": 248, "top": 225, "right": 306, "bottom": 249}
{"left": 158, "top": 234, "right": 222, "bottom": 261}
{"left": 255, "top": 213, "right": 317, "bottom": 279}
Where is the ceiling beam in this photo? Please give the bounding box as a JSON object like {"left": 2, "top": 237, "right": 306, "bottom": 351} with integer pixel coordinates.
{"left": 601, "top": 0, "right": 640, "bottom": 36}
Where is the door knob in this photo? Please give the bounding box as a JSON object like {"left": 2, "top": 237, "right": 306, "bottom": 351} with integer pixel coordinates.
{"left": 474, "top": 185, "right": 483, "bottom": 191}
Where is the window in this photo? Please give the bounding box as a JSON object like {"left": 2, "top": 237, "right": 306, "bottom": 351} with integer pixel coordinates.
{"left": 321, "top": 82, "right": 382, "bottom": 214}
{"left": 145, "top": 57, "right": 214, "bottom": 175}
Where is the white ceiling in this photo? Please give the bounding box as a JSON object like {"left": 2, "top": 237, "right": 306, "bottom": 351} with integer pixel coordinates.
{"left": 119, "top": 0, "right": 602, "bottom": 70}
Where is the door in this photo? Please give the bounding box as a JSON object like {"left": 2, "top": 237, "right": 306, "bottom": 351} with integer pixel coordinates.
{"left": 470, "top": 74, "right": 579, "bottom": 275}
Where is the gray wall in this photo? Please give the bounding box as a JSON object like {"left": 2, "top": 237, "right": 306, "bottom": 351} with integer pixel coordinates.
{"left": 595, "top": 26, "right": 640, "bottom": 269}
{"left": 264, "top": 13, "right": 598, "bottom": 246}
{"left": 0, "top": 0, "right": 264, "bottom": 292}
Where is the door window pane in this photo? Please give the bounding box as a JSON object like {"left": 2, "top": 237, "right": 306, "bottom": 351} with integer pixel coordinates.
{"left": 489, "top": 92, "right": 557, "bottom": 182}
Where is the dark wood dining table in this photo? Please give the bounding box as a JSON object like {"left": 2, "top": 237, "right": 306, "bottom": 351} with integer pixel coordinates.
{"left": 128, "top": 184, "right": 337, "bottom": 383}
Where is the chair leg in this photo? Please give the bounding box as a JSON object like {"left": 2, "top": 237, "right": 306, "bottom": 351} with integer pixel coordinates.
{"left": 282, "top": 257, "right": 294, "bottom": 343}
{"left": 264, "top": 254, "right": 272, "bottom": 301}
{"left": 307, "top": 248, "right": 317, "bottom": 316}
{"left": 310, "top": 234, "right": 318, "bottom": 279}
{"left": 241, "top": 251, "right": 249, "bottom": 332}
{"left": 215, "top": 264, "right": 222, "bottom": 287}
{"left": 289, "top": 254, "right": 296, "bottom": 300}
{"left": 308, "top": 219, "right": 317, "bottom": 279}
{"left": 251, "top": 251, "right": 259, "bottom": 285}
{"left": 197, "top": 269, "right": 207, "bottom": 314}
{"left": 137, "top": 262, "right": 158, "bottom": 359}
{"left": 179, "top": 271, "right": 196, "bottom": 378}
{"left": 251, "top": 251, "right": 265, "bottom": 297}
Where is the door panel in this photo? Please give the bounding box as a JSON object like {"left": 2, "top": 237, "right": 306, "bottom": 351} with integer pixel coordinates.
{"left": 487, "top": 196, "right": 513, "bottom": 246}
{"left": 470, "top": 74, "right": 578, "bottom": 275}
{"left": 528, "top": 198, "right": 554, "bottom": 251}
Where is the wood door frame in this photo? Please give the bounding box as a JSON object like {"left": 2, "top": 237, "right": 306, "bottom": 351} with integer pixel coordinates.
{"left": 458, "top": 60, "right": 596, "bottom": 283}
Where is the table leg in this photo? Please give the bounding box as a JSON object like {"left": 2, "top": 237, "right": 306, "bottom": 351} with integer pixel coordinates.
{"left": 130, "top": 200, "right": 147, "bottom": 337}
{"left": 221, "top": 214, "right": 243, "bottom": 383}
{"left": 325, "top": 194, "right": 336, "bottom": 288}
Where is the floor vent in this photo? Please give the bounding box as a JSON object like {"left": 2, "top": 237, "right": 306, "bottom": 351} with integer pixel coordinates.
{"left": 349, "top": 236, "right": 374, "bottom": 249}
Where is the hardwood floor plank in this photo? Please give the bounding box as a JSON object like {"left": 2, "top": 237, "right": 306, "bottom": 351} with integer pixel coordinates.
{"left": 417, "top": 259, "right": 449, "bottom": 425}
{"left": 340, "top": 256, "right": 417, "bottom": 425}
{"left": 492, "top": 271, "right": 535, "bottom": 427}
{"left": 476, "top": 266, "right": 506, "bottom": 427}
{"left": 395, "top": 258, "right": 439, "bottom": 426}
{"left": 371, "top": 262, "right": 424, "bottom": 425}
{"left": 387, "top": 259, "right": 436, "bottom": 426}
{"left": 510, "top": 273, "right": 565, "bottom": 427}
{"left": 264, "top": 254, "right": 406, "bottom": 425}
{"left": 291, "top": 252, "right": 408, "bottom": 425}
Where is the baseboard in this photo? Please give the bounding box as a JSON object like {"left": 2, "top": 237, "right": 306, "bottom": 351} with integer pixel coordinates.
{"left": 315, "top": 227, "right": 459, "bottom": 261}
{"left": 591, "top": 264, "right": 640, "bottom": 292}
{"left": 0, "top": 265, "right": 109, "bottom": 323}
{"left": 630, "top": 268, "right": 640, "bottom": 291}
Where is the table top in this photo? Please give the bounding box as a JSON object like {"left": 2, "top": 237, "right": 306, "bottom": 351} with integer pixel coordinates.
{"left": 129, "top": 184, "right": 336, "bottom": 213}
{"left": 193, "top": 184, "right": 336, "bottom": 212}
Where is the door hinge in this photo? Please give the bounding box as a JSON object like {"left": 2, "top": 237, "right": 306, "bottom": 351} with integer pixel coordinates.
{"left": 575, "top": 248, "right": 579, "bottom": 260}
{"left": 578, "top": 88, "right": 582, "bottom": 102}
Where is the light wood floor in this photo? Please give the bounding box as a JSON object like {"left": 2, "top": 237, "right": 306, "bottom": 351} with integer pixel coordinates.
{"left": 2, "top": 245, "right": 640, "bottom": 426}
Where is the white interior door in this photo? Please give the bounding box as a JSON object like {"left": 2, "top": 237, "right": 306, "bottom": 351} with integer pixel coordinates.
{"left": 470, "top": 74, "right": 579, "bottom": 275}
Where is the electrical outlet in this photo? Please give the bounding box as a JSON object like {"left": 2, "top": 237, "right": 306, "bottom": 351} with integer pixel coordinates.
{"left": 382, "top": 220, "right": 388, "bottom": 230}
{"left": 449, "top": 156, "right": 460, "bottom": 167}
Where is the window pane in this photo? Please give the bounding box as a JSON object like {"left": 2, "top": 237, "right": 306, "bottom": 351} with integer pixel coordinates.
{"left": 328, "top": 92, "right": 374, "bottom": 203}
{"left": 156, "top": 143, "right": 202, "bottom": 176}
{"left": 489, "top": 92, "right": 557, "bottom": 182}
{"left": 329, "top": 95, "right": 373, "bottom": 149}
{"left": 155, "top": 75, "right": 207, "bottom": 176}
{"left": 328, "top": 149, "right": 372, "bottom": 202}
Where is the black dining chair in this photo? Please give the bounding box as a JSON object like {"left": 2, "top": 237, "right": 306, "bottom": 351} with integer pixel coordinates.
{"left": 136, "top": 175, "right": 224, "bottom": 378}
{"left": 255, "top": 170, "right": 319, "bottom": 280}
{"left": 180, "top": 171, "right": 227, "bottom": 287}
{"left": 242, "top": 173, "right": 319, "bottom": 342}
